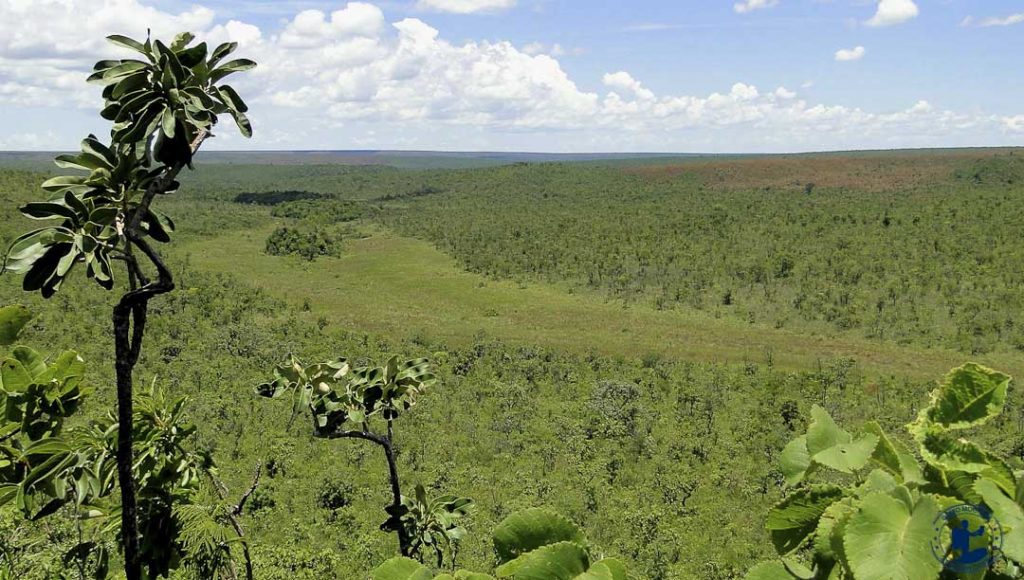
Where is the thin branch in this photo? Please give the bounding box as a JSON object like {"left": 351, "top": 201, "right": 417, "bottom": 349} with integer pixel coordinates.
{"left": 209, "top": 463, "right": 261, "bottom": 580}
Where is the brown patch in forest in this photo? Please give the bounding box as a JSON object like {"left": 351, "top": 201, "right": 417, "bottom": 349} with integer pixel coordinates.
{"left": 623, "top": 149, "right": 1023, "bottom": 193}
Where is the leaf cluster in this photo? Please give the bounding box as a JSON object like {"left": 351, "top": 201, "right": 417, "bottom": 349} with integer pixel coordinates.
{"left": 749, "top": 362, "right": 1024, "bottom": 580}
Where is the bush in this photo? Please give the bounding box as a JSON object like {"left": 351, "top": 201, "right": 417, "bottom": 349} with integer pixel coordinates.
{"left": 265, "top": 226, "right": 341, "bottom": 260}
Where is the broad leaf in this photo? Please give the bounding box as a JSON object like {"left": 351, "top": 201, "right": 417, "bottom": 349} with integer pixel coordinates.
{"left": 780, "top": 435, "right": 812, "bottom": 487}
{"left": 921, "top": 363, "right": 1010, "bottom": 430}
{"left": 493, "top": 508, "right": 587, "bottom": 564}
{"left": 806, "top": 405, "right": 851, "bottom": 456}
{"left": 766, "top": 485, "right": 845, "bottom": 555}
{"left": 843, "top": 491, "right": 942, "bottom": 580}
{"left": 371, "top": 556, "right": 432, "bottom": 580}
{"left": 813, "top": 433, "right": 878, "bottom": 474}
{"left": 975, "top": 478, "right": 1024, "bottom": 562}
{"left": 494, "top": 541, "right": 591, "bottom": 579}
{"left": 864, "top": 422, "right": 924, "bottom": 485}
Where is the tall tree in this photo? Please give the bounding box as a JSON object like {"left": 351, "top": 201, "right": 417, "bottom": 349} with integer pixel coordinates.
{"left": 2, "top": 31, "right": 255, "bottom": 580}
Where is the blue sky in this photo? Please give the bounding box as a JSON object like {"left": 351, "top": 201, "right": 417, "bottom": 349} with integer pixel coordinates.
{"left": 1, "top": 0, "right": 1022, "bottom": 152}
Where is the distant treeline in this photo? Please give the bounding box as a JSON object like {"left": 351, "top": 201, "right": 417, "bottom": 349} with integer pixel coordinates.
{"left": 233, "top": 190, "right": 324, "bottom": 205}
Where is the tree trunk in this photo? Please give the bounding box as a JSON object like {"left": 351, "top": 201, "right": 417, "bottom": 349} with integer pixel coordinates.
{"left": 113, "top": 304, "right": 142, "bottom": 580}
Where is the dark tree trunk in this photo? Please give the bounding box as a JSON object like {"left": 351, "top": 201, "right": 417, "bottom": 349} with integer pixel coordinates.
{"left": 322, "top": 427, "right": 410, "bottom": 556}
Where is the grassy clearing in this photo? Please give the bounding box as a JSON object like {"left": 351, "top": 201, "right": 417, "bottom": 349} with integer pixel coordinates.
{"left": 177, "top": 221, "right": 1024, "bottom": 379}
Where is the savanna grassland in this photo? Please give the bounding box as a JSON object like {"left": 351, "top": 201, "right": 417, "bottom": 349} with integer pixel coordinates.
{"left": 1, "top": 149, "right": 1023, "bottom": 579}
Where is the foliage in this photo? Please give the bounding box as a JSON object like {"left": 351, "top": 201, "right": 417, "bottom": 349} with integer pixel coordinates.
{"left": 369, "top": 154, "right": 1024, "bottom": 354}
{"left": 256, "top": 355, "right": 435, "bottom": 435}
{"left": 748, "top": 362, "right": 1024, "bottom": 579}
{"left": 400, "top": 484, "right": 473, "bottom": 568}
{"left": 372, "top": 507, "right": 628, "bottom": 580}
{"left": 0, "top": 29, "right": 256, "bottom": 580}
{"left": 233, "top": 191, "right": 324, "bottom": 206}
{"left": 264, "top": 226, "right": 341, "bottom": 261}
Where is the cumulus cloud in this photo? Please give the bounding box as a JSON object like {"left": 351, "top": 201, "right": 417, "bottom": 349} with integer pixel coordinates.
{"left": 865, "top": 0, "right": 919, "bottom": 27}
{"left": 734, "top": 0, "right": 779, "bottom": 14}
{"left": 774, "top": 87, "right": 796, "bottom": 99}
{"left": 415, "top": 0, "right": 516, "bottom": 14}
{"left": 603, "top": 72, "right": 655, "bottom": 100}
{"left": 0, "top": 0, "right": 1019, "bottom": 152}
{"left": 961, "top": 13, "right": 1024, "bottom": 28}
{"left": 835, "top": 46, "right": 866, "bottom": 62}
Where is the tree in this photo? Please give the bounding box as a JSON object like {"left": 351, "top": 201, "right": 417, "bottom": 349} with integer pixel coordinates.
{"left": 1, "top": 31, "right": 256, "bottom": 580}
{"left": 255, "top": 355, "right": 436, "bottom": 557}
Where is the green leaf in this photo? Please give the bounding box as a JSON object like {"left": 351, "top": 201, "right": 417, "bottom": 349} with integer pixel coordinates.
{"left": 12, "top": 346, "right": 46, "bottom": 379}
{"left": 779, "top": 436, "right": 812, "bottom": 487}
{"left": 371, "top": 556, "right": 432, "bottom": 580}
{"left": 0, "top": 305, "right": 32, "bottom": 346}
{"left": 813, "top": 433, "right": 878, "bottom": 474}
{"left": 106, "top": 35, "right": 148, "bottom": 56}
{"left": 230, "top": 110, "right": 252, "bottom": 138}
{"left": 921, "top": 363, "right": 1011, "bottom": 430}
{"left": 806, "top": 405, "right": 851, "bottom": 455}
{"left": 975, "top": 478, "right": 1024, "bottom": 562}
{"left": 209, "top": 58, "right": 256, "bottom": 84}
{"left": 766, "top": 485, "right": 845, "bottom": 555}
{"left": 209, "top": 42, "right": 238, "bottom": 67}
{"left": 913, "top": 423, "right": 997, "bottom": 474}
{"left": 216, "top": 85, "right": 248, "bottom": 113}
{"left": 864, "top": 422, "right": 924, "bottom": 485}
{"left": 843, "top": 491, "right": 942, "bottom": 580}
{"left": 494, "top": 541, "right": 588, "bottom": 579}
{"left": 493, "top": 508, "right": 587, "bottom": 564}
{"left": 814, "top": 496, "right": 857, "bottom": 563}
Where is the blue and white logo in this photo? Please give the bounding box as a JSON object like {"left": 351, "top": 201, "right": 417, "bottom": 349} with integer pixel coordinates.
{"left": 930, "top": 503, "right": 1004, "bottom": 574}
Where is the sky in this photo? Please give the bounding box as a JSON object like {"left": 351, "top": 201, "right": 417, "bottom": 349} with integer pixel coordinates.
{"left": 1, "top": 0, "right": 1023, "bottom": 153}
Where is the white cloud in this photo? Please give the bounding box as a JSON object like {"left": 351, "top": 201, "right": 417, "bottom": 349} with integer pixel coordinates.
{"left": 774, "top": 87, "right": 796, "bottom": 99}
{"left": 415, "top": 0, "right": 516, "bottom": 14}
{"left": 734, "top": 0, "right": 779, "bottom": 14}
{"left": 962, "top": 13, "right": 1024, "bottom": 28}
{"left": 865, "top": 0, "right": 919, "bottom": 27}
{"left": 835, "top": 46, "right": 866, "bottom": 62}
{"left": 1005, "top": 116, "right": 1024, "bottom": 132}
{"left": 603, "top": 71, "right": 655, "bottom": 101}
{"left": 0, "top": 1, "right": 1019, "bottom": 153}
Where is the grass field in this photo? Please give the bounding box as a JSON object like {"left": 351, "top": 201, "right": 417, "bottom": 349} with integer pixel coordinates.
{"left": 178, "top": 220, "right": 1024, "bottom": 380}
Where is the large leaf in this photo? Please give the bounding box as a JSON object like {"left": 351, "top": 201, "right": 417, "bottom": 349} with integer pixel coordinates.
{"left": 843, "top": 491, "right": 942, "bottom": 580}
{"left": 493, "top": 508, "right": 587, "bottom": 564}
{"left": 806, "top": 405, "right": 851, "bottom": 455}
{"left": 371, "top": 556, "right": 433, "bottom": 580}
{"left": 766, "top": 485, "right": 845, "bottom": 555}
{"left": 814, "top": 496, "right": 857, "bottom": 563}
{"left": 494, "top": 541, "right": 588, "bottom": 579}
{"left": 779, "top": 435, "right": 812, "bottom": 487}
{"left": 813, "top": 433, "right": 878, "bottom": 474}
{"left": 975, "top": 478, "right": 1024, "bottom": 563}
{"left": 864, "top": 422, "right": 924, "bottom": 485}
{"left": 921, "top": 363, "right": 1010, "bottom": 430}
{"left": 0, "top": 305, "right": 32, "bottom": 346}
{"left": 913, "top": 423, "right": 999, "bottom": 475}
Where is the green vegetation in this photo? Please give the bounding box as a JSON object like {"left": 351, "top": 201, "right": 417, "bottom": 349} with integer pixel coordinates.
{"left": 0, "top": 30, "right": 256, "bottom": 580}
{"left": 0, "top": 34, "right": 1023, "bottom": 577}
{"left": 749, "top": 362, "right": 1022, "bottom": 580}
{"left": 371, "top": 154, "right": 1024, "bottom": 355}
{"left": 264, "top": 226, "right": 341, "bottom": 260}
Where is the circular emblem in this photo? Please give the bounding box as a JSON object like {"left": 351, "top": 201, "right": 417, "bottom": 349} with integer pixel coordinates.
{"left": 930, "top": 503, "right": 1004, "bottom": 574}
